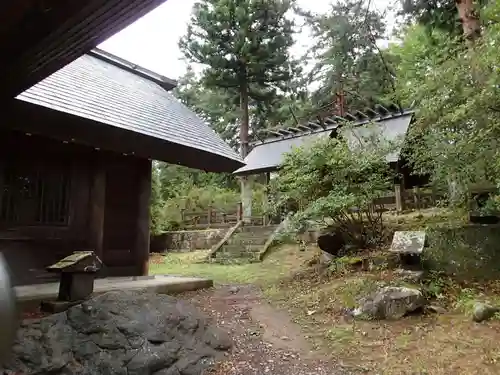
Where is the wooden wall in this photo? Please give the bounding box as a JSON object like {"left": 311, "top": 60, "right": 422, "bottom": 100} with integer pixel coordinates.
{"left": 0, "top": 130, "right": 150, "bottom": 285}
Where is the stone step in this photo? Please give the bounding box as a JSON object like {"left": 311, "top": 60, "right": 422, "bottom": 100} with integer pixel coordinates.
{"left": 227, "top": 236, "right": 269, "bottom": 246}
{"left": 239, "top": 225, "right": 278, "bottom": 234}
{"left": 220, "top": 244, "right": 262, "bottom": 254}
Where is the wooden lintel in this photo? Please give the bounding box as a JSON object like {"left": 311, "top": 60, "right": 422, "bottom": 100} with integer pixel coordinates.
{"left": 135, "top": 159, "right": 152, "bottom": 276}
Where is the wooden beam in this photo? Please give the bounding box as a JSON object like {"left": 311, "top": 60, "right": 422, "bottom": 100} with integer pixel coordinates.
{"left": 278, "top": 129, "right": 293, "bottom": 136}
{"left": 89, "top": 158, "right": 106, "bottom": 262}
{"left": 376, "top": 104, "right": 389, "bottom": 116}
{"left": 345, "top": 112, "right": 357, "bottom": 121}
{"left": 365, "top": 108, "right": 379, "bottom": 118}
{"left": 135, "top": 158, "right": 152, "bottom": 276}
{"left": 324, "top": 117, "right": 336, "bottom": 125}
{"left": 355, "top": 110, "right": 368, "bottom": 120}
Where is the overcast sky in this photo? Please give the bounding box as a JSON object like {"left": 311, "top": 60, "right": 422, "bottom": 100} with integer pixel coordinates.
{"left": 99, "top": 0, "right": 397, "bottom": 80}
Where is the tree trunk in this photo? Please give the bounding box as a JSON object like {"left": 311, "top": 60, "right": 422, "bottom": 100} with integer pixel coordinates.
{"left": 239, "top": 80, "right": 250, "bottom": 158}
{"left": 456, "top": 0, "right": 481, "bottom": 42}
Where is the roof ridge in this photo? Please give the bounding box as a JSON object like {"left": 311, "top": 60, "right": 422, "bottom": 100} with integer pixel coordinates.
{"left": 252, "top": 107, "right": 415, "bottom": 146}
{"left": 88, "top": 48, "right": 178, "bottom": 92}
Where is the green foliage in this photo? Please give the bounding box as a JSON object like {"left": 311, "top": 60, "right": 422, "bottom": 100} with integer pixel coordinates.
{"left": 271, "top": 128, "right": 397, "bottom": 247}
{"left": 399, "top": 0, "right": 487, "bottom": 37}
{"left": 392, "top": 2, "right": 500, "bottom": 198}
{"left": 180, "top": 0, "right": 297, "bottom": 92}
{"left": 150, "top": 165, "right": 166, "bottom": 235}
{"left": 300, "top": 0, "right": 396, "bottom": 109}
{"left": 179, "top": 0, "right": 300, "bottom": 153}
{"left": 399, "top": 0, "right": 462, "bottom": 36}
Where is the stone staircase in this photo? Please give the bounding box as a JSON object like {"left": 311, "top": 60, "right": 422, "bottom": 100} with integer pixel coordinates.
{"left": 212, "top": 224, "right": 278, "bottom": 264}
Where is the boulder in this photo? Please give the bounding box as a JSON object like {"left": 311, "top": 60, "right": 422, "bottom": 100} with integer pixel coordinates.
{"left": 472, "top": 302, "right": 500, "bottom": 323}
{"left": 353, "top": 286, "right": 426, "bottom": 320}
{"left": 2, "top": 290, "right": 231, "bottom": 375}
{"left": 317, "top": 230, "right": 345, "bottom": 257}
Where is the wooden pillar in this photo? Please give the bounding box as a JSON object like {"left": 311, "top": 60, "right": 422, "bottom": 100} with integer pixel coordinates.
{"left": 240, "top": 175, "right": 253, "bottom": 223}
{"left": 395, "top": 184, "right": 404, "bottom": 213}
{"left": 394, "top": 161, "right": 404, "bottom": 213}
{"left": 89, "top": 160, "right": 106, "bottom": 261}
{"left": 262, "top": 172, "right": 270, "bottom": 226}
{"left": 135, "top": 159, "right": 152, "bottom": 276}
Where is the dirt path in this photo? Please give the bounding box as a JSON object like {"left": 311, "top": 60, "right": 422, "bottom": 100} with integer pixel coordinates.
{"left": 181, "top": 284, "right": 351, "bottom": 375}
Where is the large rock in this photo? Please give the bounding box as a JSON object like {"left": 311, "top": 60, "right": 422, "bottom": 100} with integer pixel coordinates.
{"left": 2, "top": 291, "right": 231, "bottom": 375}
{"left": 353, "top": 286, "right": 426, "bottom": 320}
{"left": 472, "top": 302, "right": 500, "bottom": 323}
{"left": 317, "top": 230, "right": 345, "bottom": 257}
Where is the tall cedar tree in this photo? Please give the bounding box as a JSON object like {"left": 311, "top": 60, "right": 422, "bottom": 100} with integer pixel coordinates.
{"left": 179, "top": 0, "right": 297, "bottom": 157}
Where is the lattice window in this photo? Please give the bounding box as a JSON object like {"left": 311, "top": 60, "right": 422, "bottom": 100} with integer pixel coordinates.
{"left": 0, "top": 161, "right": 71, "bottom": 226}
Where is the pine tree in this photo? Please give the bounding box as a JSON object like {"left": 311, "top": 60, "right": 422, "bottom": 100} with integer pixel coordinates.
{"left": 179, "top": 0, "right": 298, "bottom": 157}
{"left": 300, "top": 0, "right": 395, "bottom": 110}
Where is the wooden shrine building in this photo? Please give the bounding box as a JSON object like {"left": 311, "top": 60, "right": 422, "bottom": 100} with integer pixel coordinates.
{"left": 234, "top": 104, "right": 424, "bottom": 219}
{"left": 0, "top": 49, "right": 243, "bottom": 286}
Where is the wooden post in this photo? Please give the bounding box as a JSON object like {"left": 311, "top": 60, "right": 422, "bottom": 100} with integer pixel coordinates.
{"left": 413, "top": 187, "right": 421, "bottom": 210}
{"left": 263, "top": 172, "right": 270, "bottom": 226}
{"left": 89, "top": 160, "right": 106, "bottom": 261}
{"left": 207, "top": 206, "right": 213, "bottom": 226}
{"left": 237, "top": 202, "right": 243, "bottom": 221}
{"left": 395, "top": 184, "right": 404, "bottom": 213}
{"left": 135, "top": 159, "right": 152, "bottom": 276}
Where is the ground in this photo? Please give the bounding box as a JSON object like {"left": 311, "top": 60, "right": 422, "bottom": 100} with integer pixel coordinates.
{"left": 149, "top": 209, "right": 500, "bottom": 375}
{"left": 182, "top": 284, "right": 347, "bottom": 375}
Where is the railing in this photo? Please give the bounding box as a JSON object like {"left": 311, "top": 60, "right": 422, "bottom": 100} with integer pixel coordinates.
{"left": 373, "top": 187, "right": 443, "bottom": 212}
{"left": 181, "top": 203, "right": 243, "bottom": 229}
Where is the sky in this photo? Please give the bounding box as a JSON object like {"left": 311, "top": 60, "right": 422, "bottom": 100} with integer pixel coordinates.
{"left": 99, "top": 0, "right": 397, "bottom": 81}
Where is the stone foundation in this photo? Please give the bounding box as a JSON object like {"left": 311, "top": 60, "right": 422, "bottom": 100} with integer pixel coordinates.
{"left": 150, "top": 228, "right": 229, "bottom": 253}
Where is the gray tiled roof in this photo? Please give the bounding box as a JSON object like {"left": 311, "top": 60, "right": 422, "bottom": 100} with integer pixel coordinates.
{"left": 16, "top": 51, "right": 243, "bottom": 171}
{"left": 234, "top": 112, "right": 414, "bottom": 175}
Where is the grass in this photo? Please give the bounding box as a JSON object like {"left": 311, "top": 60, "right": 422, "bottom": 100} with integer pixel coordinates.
{"left": 149, "top": 245, "right": 312, "bottom": 286}
{"left": 149, "top": 208, "right": 500, "bottom": 374}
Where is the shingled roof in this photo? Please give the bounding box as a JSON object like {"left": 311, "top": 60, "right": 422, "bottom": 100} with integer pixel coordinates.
{"left": 15, "top": 49, "right": 243, "bottom": 173}
{"left": 234, "top": 109, "right": 414, "bottom": 176}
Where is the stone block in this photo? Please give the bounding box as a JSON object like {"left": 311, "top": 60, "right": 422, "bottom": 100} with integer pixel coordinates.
{"left": 390, "top": 231, "right": 427, "bottom": 255}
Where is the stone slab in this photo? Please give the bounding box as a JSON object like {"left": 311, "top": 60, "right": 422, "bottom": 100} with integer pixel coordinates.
{"left": 389, "top": 231, "right": 426, "bottom": 254}
{"left": 15, "top": 275, "right": 213, "bottom": 311}
{"left": 40, "top": 299, "right": 83, "bottom": 313}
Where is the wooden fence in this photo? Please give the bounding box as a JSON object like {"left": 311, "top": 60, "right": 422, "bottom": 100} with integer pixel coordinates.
{"left": 181, "top": 203, "right": 242, "bottom": 229}
{"left": 373, "top": 187, "right": 443, "bottom": 212}
{"left": 180, "top": 187, "right": 444, "bottom": 229}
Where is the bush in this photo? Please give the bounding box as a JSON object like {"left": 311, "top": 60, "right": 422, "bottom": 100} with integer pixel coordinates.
{"left": 270, "top": 127, "right": 398, "bottom": 248}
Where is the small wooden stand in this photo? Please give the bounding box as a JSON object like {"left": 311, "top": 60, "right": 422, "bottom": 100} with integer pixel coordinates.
{"left": 41, "top": 251, "right": 102, "bottom": 313}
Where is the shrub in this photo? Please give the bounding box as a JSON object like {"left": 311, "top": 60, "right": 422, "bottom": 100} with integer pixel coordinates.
{"left": 270, "top": 126, "right": 398, "bottom": 248}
